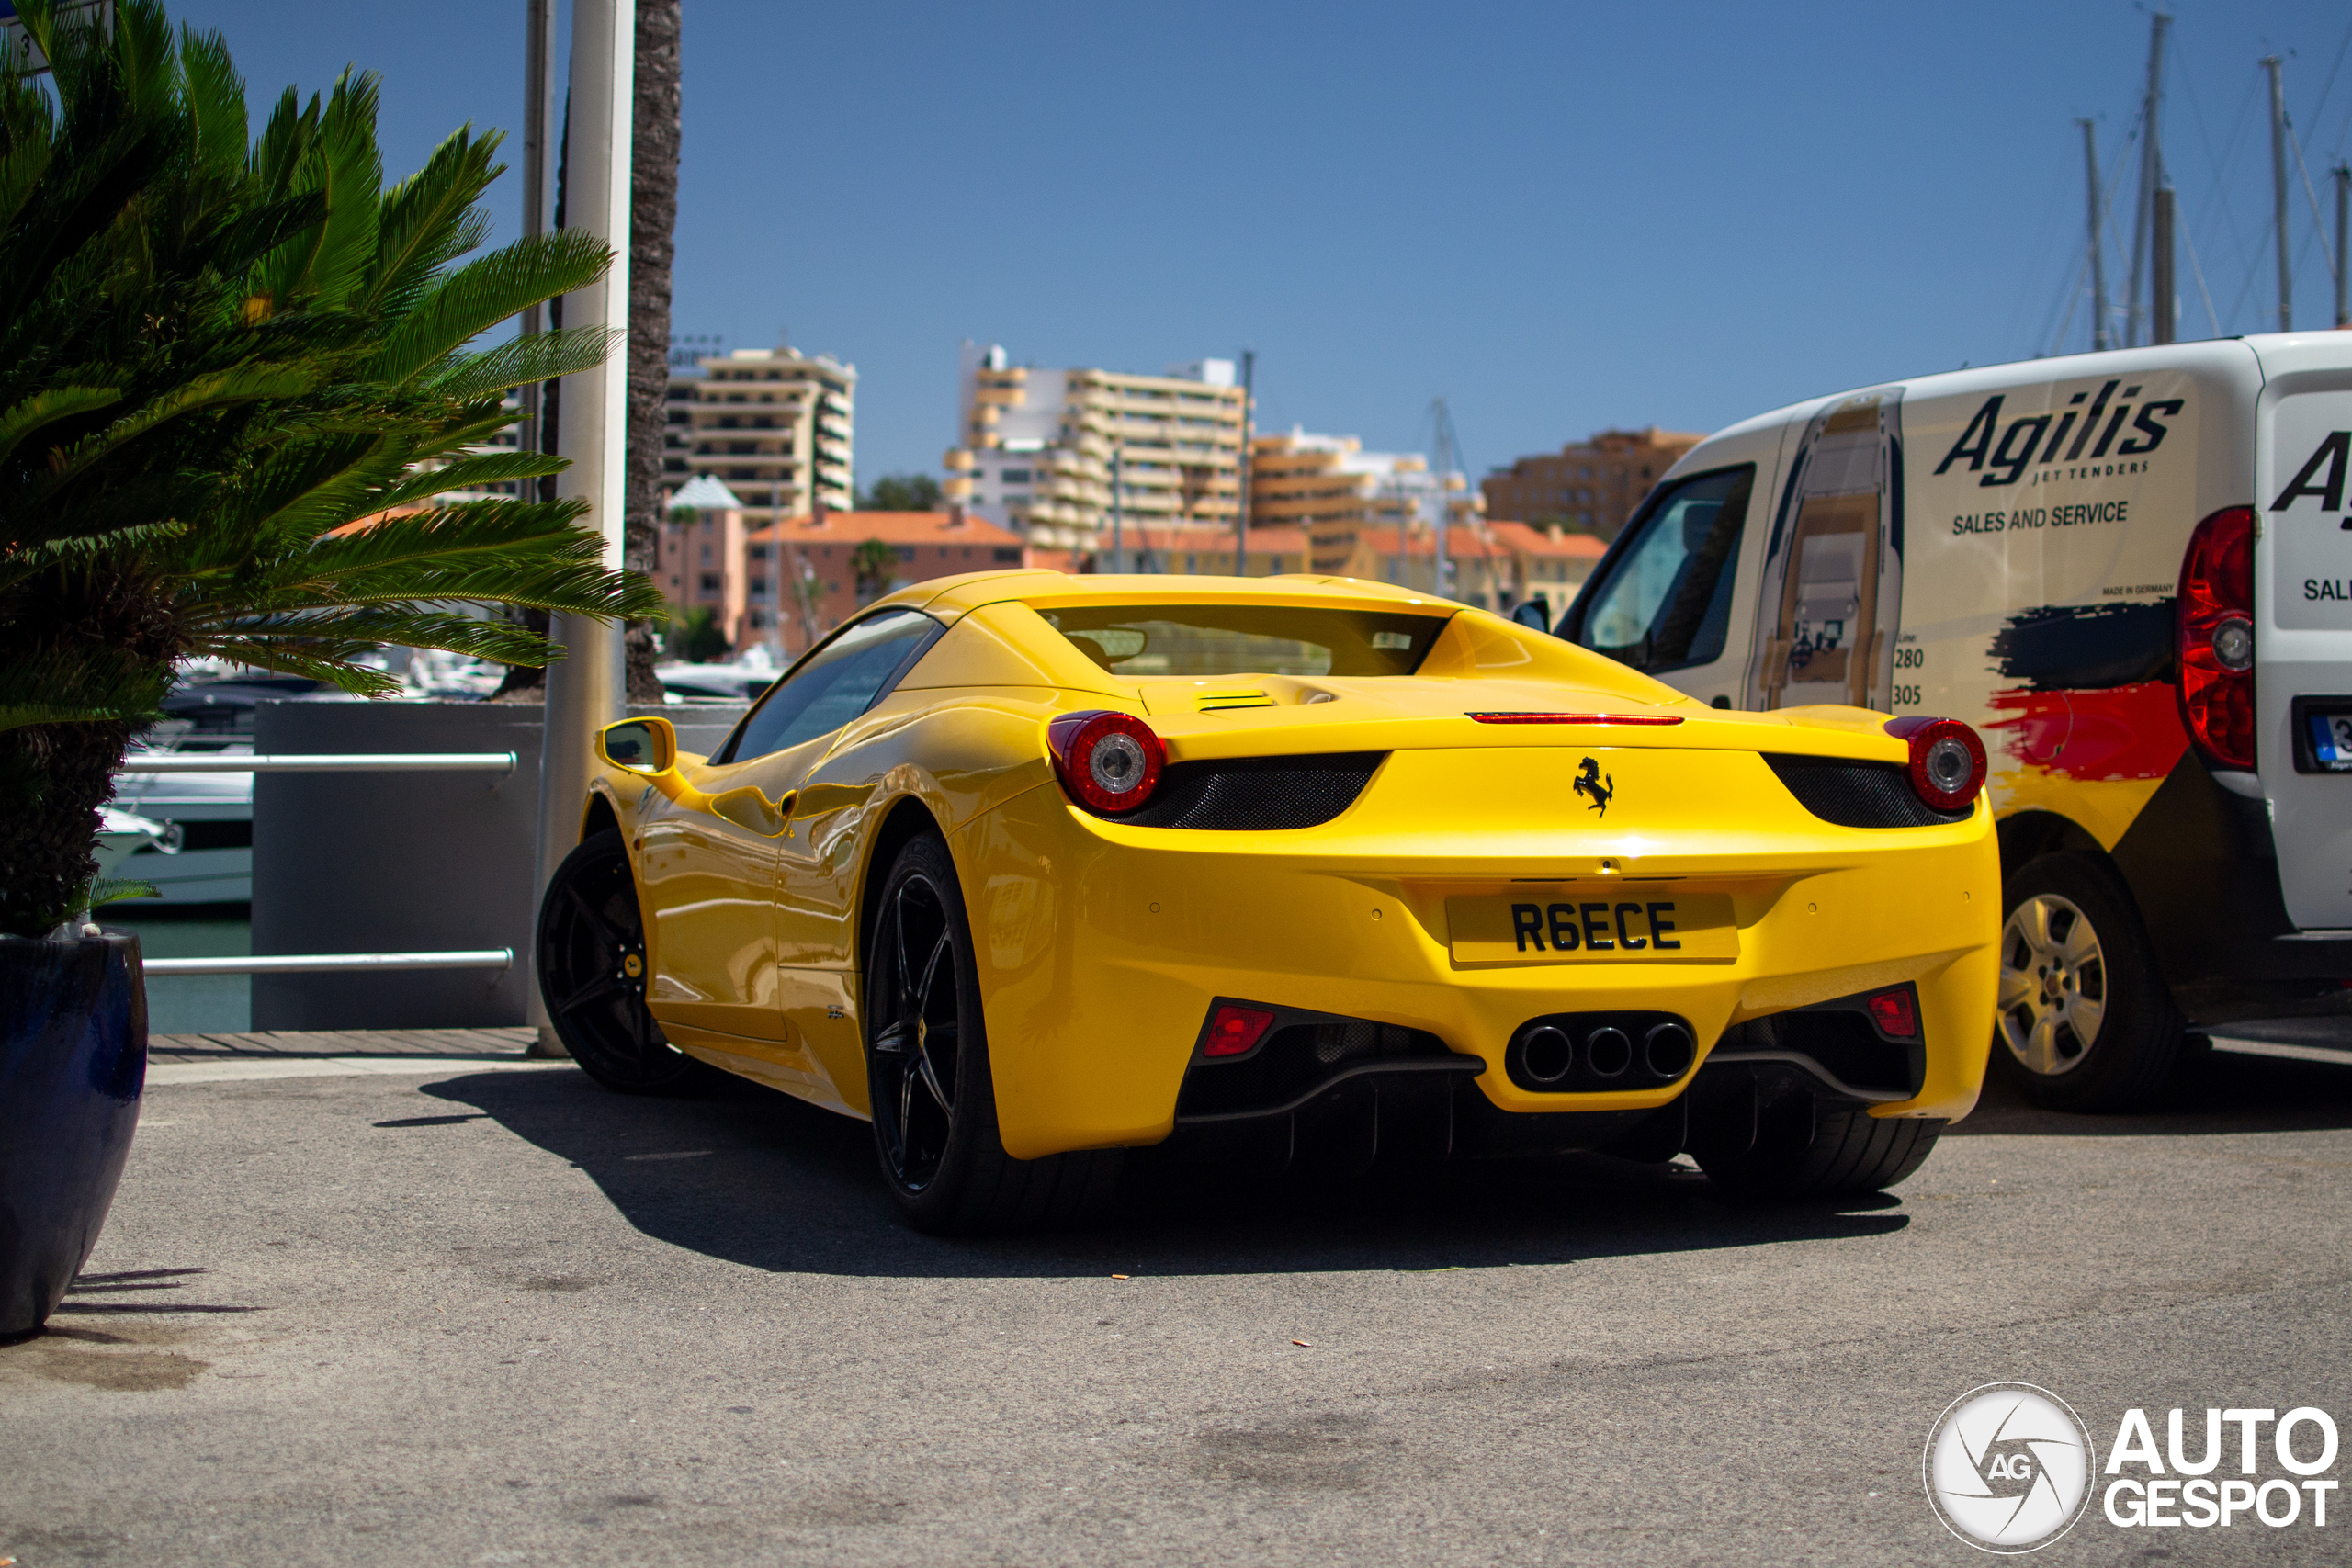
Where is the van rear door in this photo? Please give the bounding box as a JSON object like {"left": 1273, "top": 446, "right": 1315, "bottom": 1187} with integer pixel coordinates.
{"left": 2254, "top": 337, "right": 2352, "bottom": 931}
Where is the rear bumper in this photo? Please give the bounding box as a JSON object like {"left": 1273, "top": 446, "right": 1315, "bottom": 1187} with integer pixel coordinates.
{"left": 956, "top": 752, "right": 2002, "bottom": 1160}
{"left": 2111, "top": 752, "right": 2352, "bottom": 987}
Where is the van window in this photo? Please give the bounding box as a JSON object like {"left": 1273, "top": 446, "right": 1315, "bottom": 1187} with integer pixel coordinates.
{"left": 718, "top": 609, "right": 940, "bottom": 762}
{"left": 1574, "top": 466, "right": 1753, "bottom": 672}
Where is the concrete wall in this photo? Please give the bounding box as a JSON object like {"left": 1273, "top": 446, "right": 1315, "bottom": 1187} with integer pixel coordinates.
{"left": 252, "top": 700, "right": 747, "bottom": 1031}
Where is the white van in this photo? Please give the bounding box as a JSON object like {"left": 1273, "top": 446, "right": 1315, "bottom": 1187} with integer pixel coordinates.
{"left": 1554, "top": 333, "right": 2352, "bottom": 1110}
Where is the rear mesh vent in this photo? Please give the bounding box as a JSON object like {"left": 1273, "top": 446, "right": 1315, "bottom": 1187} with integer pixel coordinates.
{"left": 1177, "top": 1020, "right": 1455, "bottom": 1119}
{"left": 1764, "top": 754, "right": 1969, "bottom": 829}
{"left": 1107, "top": 752, "right": 1385, "bottom": 830}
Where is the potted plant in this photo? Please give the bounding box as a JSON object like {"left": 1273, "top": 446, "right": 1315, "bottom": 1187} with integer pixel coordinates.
{"left": 0, "top": 0, "right": 657, "bottom": 1337}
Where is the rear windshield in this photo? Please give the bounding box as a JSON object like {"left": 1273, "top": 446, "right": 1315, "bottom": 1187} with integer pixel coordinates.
{"left": 1036, "top": 603, "right": 1450, "bottom": 678}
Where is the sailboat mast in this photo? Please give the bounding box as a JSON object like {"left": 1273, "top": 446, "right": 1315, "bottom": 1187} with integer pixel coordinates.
{"left": 2266, "top": 56, "right": 2291, "bottom": 332}
{"left": 2335, "top": 164, "right": 2349, "bottom": 329}
{"left": 2124, "top": 12, "right": 2168, "bottom": 346}
{"left": 2079, "top": 119, "right": 2110, "bottom": 351}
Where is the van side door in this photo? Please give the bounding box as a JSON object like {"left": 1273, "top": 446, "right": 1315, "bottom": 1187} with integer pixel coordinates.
{"left": 1748, "top": 389, "right": 1906, "bottom": 711}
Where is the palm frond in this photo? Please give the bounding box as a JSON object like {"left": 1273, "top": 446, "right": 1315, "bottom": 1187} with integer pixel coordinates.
{"left": 17, "top": 362, "right": 319, "bottom": 516}
{"left": 368, "top": 124, "right": 502, "bottom": 316}
{"left": 0, "top": 646, "right": 174, "bottom": 735}
{"left": 176, "top": 23, "right": 248, "bottom": 177}
{"left": 427, "top": 324, "right": 620, "bottom": 402}
{"left": 363, "top": 448, "right": 568, "bottom": 513}
{"left": 204, "top": 606, "right": 563, "bottom": 668}
{"left": 0, "top": 384, "right": 123, "bottom": 471}
{"left": 170, "top": 635, "right": 408, "bottom": 696}
{"left": 369, "top": 227, "right": 613, "bottom": 387}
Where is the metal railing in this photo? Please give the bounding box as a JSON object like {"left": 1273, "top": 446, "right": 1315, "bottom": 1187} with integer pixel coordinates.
{"left": 119, "top": 751, "right": 517, "bottom": 775}
{"left": 119, "top": 750, "right": 522, "bottom": 978}
{"left": 145, "top": 950, "right": 514, "bottom": 976}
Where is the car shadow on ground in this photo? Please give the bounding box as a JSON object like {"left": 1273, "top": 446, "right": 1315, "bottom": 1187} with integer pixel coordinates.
{"left": 422, "top": 1069, "right": 1911, "bottom": 1280}
{"left": 1951, "top": 1040, "right": 2352, "bottom": 1139}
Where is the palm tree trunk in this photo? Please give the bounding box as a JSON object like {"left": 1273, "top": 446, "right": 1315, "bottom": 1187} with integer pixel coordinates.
{"left": 624, "top": 0, "right": 682, "bottom": 704}
{"left": 0, "top": 722, "right": 126, "bottom": 937}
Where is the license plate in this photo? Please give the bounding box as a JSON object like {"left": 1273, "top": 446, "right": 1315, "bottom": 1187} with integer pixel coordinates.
{"left": 1447, "top": 891, "right": 1737, "bottom": 964}
{"left": 2308, "top": 706, "right": 2352, "bottom": 772}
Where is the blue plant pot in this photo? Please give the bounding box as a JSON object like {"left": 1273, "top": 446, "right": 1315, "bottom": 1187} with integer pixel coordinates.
{"left": 0, "top": 931, "right": 147, "bottom": 1338}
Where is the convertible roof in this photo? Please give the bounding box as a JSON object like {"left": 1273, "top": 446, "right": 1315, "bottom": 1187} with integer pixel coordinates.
{"left": 890, "top": 569, "right": 1458, "bottom": 626}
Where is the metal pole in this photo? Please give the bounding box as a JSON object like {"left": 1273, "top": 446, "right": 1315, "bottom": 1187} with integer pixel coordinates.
{"left": 516, "top": 0, "right": 555, "bottom": 460}
{"left": 2152, "top": 186, "right": 2176, "bottom": 344}
{"left": 1111, "top": 446, "right": 1124, "bottom": 573}
{"left": 2336, "top": 164, "right": 2349, "bottom": 328}
{"left": 2079, "top": 119, "right": 2109, "bottom": 351}
{"left": 1234, "top": 349, "right": 1254, "bottom": 577}
{"left": 533, "top": 0, "right": 636, "bottom": 1056}
{"left": 2266, "top": 56, "right": 2291, "bottom": 333}
{"left": 2125, "top": 12, "right": 2168, "bottom": 347}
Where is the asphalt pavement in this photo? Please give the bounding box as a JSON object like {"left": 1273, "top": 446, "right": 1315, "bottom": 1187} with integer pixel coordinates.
{"left": 7, "top": 1029, "right": 2352, "bottom": 1566}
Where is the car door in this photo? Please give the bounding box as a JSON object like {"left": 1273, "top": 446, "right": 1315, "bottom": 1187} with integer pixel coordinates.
{"left": 710, "top": 610, "right": 946, "bottom": 1095}
{"left": 636, "top": 747, "right": 798, "bottom": 1047}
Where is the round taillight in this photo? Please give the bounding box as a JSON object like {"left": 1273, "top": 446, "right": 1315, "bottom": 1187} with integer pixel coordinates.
{"left": 2177, "top": 505, "right": 2257, "bottom": 769}
{"left": 1885, "top": 716, "right": 1986, "bottom": 812}
{"left": 1046, "top": 709, "right": 1165, "bottom": 814}
{"left": 2211, "top": 614, "right": 2255, "bottom": 672}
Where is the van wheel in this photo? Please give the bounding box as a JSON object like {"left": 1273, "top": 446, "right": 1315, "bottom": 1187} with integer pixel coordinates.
{"left": 1992, "top": 852, "right": 2184, "bottom": 1111}
{"left": 864, "top": 833, "right": 1122, "bottom": 1234}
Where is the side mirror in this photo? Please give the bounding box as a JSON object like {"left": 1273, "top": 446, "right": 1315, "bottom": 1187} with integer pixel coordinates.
{"left": 1510, "top": 599, "right": 1554, "bottom": 635}
{"left": 597, "top": 716, "right": 676, "bottom": 775}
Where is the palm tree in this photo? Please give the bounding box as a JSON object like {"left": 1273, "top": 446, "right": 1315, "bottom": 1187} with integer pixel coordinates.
{"left": 623, "top": 0, "right": 681, "bottom": 702}
{"left": 0, "top": 1, "right": 658, "bottom": 935}
{"left": 852, "top": 538, "right": 899, "bottom": 605}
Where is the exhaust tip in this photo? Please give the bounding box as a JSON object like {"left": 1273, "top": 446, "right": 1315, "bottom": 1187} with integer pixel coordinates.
{"left": 1520, "top": 1025, "right": 1574, "bottom": 1084}
{"left": 1644, "top": 1021, "right": 1695, "bottom": 1079}
{"left": 1585, "top": 1026, "right": 1633, "bottom": 1077}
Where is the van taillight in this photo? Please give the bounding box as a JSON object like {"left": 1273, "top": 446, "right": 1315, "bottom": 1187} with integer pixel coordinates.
{"left": 2177, "top": 505, "right": 2256, "bottom": 770}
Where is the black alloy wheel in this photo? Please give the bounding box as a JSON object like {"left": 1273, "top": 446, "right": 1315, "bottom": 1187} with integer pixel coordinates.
{"left": 862, "top": 833, "right": 1122, "bottom": 1233}
{"left": 537, "top": 829, "right": 705, "bottom": 1094}
{"left": 870, "top": 857, "right": 963, "bottom": 1192}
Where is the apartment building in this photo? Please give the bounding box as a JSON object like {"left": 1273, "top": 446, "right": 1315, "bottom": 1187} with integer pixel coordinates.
{"left": 657, "top": 476, "right": 754, "bottom": 646}
{"left": 1302, "top": 520, "right": 1605, "bottom": 618}
{"left": 1480, "top": 426, "right": 1704, "bottom": 539}
{"left": 1249, "top": 427, "right": 1481, "bottom": 574}
{"left": 739, "top": 510, "right": 1028, "bottom": 658}
{"left": 656, "top": 499, "right": 1028, "bottom": 660}
{"left": 1028, "top": 525, "right": 1316, "bottom": 578}
{"left": 663, "top": 346, "right": 856, "bottom": 525}
{"left": 941, "top": 342, "right": 1248, "bottom": 549}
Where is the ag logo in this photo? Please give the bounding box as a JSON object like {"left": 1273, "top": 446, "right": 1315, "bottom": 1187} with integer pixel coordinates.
{"left": 1572, "top": 757, "right": 1614, "bottom": 816}
{"left": 1924, "top": 1382, "right": 2095, "bottom": 1552}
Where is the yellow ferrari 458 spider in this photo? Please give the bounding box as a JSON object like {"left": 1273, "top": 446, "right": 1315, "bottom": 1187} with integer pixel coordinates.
{"left": 537, "top": 571, "right": 2000, "bottom": 1231}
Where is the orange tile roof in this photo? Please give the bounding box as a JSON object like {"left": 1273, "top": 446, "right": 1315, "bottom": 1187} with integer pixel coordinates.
{"left": 1487, "top": 521, "right": 1609, "bottom": 558}
{"left": 1341, "top": 523, "right": 1605, "bottom": 559}
{"left": 746, "top": 510, "right": 1024, "bottom": 547}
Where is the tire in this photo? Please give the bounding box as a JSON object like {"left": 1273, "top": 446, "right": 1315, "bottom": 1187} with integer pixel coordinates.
{"left": 1693, "top": 1093, "right": 1946, "bottom": 1199}
{"left": 864, "top": 833, "right": 1121, "bottom": 1234}
{"left": 537, "top": 829, "right": 710, "bottom": 1095}
{"left": 1990, "top": 852, "right": 2185, "bottom": 1111}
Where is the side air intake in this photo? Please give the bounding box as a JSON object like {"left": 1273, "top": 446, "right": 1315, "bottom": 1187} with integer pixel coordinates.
{"left": 1764, "top": 754, "right": 1970, "bottom": 829}
{"left": 1105, "top": 752, "right": 1385, "bottom": 830}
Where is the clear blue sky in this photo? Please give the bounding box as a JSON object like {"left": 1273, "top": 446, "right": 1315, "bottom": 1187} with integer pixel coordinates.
{"left": 168, "top": 1, "right": 2352, "bottom": 488}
